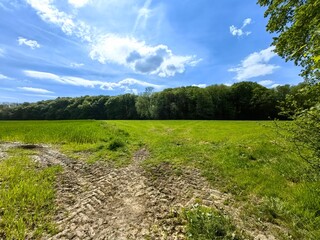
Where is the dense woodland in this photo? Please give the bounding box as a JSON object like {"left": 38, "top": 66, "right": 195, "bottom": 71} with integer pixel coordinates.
{"left": 0, "top": 81, "right": 306, "bottom": 120}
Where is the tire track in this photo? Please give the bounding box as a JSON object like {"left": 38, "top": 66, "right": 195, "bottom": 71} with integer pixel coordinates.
{"left": 0, "top": 143, "right": 282, "bottom": 240}
{"left": 41, "top": 147, "right": 230, "bottom": 239}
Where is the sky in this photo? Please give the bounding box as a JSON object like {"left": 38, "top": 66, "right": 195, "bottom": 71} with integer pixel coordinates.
{"left": 0, "top": 0, "right": 303, "bottom": 103}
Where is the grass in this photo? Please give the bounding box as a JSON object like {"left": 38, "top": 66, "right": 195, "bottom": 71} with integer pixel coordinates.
{"left": 0, "top": 120, "right": 319, "bottom": 238}
{"left": 0, "top": 120, "right": 135, "bottom": 166}
{"left": 0, "top": 148, "right": 61, "bottom": 239}
{"left": 183, "top": 204, "right": 243, "bottom": 240}
{"left": 109, "top": 120, "right": 320, "bottom": 239}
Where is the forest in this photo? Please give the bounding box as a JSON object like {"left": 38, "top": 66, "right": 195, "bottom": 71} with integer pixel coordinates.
{"left": 0, "top": 81, "right": 305, "bottom": 120}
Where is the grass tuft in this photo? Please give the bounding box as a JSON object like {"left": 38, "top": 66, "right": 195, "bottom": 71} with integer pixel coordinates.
{"left": 183, "top": 204, "right": 243, "bottom": 240}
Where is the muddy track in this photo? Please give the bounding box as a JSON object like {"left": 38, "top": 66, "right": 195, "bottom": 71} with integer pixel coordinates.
{"left": 0, "top": 143, "right": 282, "bottom": 240}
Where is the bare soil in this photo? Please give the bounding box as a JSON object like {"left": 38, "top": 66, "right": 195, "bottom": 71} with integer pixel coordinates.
{"left": 0, "top": 142, "right": 284, "bottom": 240}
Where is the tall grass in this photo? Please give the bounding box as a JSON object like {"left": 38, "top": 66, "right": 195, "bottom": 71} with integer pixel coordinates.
{"left": 0, "top": 121, "right": 133, "bottom": 166}
{"left": 0, "top": 120, "right": 107, "bottom": 144}
{"left": 0, "top": 149, "right": 61, "bottom": 239}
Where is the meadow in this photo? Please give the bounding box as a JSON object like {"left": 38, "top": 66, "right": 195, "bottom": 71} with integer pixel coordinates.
{"left": 0, "top": 120, "right": 319, "bottom": 239}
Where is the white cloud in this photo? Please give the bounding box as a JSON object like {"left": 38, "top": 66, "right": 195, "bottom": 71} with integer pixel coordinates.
{"left": 18, "top": 37, "right": 40, "bottom": 49}
{"left": 230, "top": 18, "right": 252, "bottom": 37}
{"left": 133, "top": 0, "right": 152, "bottom": 32}
{"left": 68, "top": 0, "right": 90, "bottom": 8}
{"left": 26, "top": 0, "right": 92, "bottom": 42}
{"left": 270, "top": 83, "right": 281, "bottom": 88}
{"left": 25, "top": 0, "right": 199, "bottom": 77}
{"left": 18, "top": 87, "right": 54, "bottom": 94}
{"left": 24, "top": 70, "right": 163, "bottom": 91}
{"left": 90, "top": 34, "right": 200, "bottom": 77}
{"left": 70, "top": 62, "right": 84, "bottom": 68}
{"left": 258, "top": 80, "right": 273, "bottom": 86}
{"left": 192, "top": 84, "right": 207, "bottom": 88}
{"left": 228, "top": 46, "right": 279, "bottom": 81}
{"left": 0, "top": 74, "right": 12, "bottom": 80}
{"left": 24, "top": 70, "right": 61, "bottom": 82}
{"left": 242, "top": 18, "right": 252, "bottom": 27}
{"left": 24, "top": 70, "right": 103, "bottom": 87}
{"left": 0, "top": 48, "right": 5, "bottom": 57}
{"left": 0, "top": 1, "right": 23, "bottom": 11}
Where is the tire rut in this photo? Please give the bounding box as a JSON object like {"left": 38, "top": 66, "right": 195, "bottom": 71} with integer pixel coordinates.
{"left": 40, "top": 146, "right": 229, "bottom": 240}
{"left": 0, "top": 142, "right": 282, "bottom": 240}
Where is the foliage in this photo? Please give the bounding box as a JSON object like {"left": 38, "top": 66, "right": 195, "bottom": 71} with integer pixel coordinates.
{"left": 0, "top": 82, "right": 301, "bottom": 120}
{"left": 183, "top": 205, "right": 242, "bottom": 240}
{"left": 258, "top": 0, "right": 320, "bottom": 172}
{"left": 257, "top": 0, "right": 320, "bottom": 82}
{"left": 0, "top": 149, "right": 61, "bottom": 239}
{"left": 278, "top": 83, "right": 320, "bottom": 171}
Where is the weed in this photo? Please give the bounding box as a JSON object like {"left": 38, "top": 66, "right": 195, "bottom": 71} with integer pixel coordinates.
{"left": 183, "top": 204, "right": 242, "bottom": 240}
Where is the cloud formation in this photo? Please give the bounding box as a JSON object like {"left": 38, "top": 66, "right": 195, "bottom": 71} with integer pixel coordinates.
{"left": 25, "top": 0, "right": 199, "bottom": 77}
{"left": 0, "top": 48, "right": 4, "bottom": 57}
{"left": 90, "top": 34, "right": 199, "bottom": 77}
{"left": 24, "top": 70, "right": 163, "bottom": 92}
{"left": 68, "top": 0, "right": 90, "bottom": 8}
{"left": 70, "top": 62, "right": 84, "bottom": 68}
{"left": 230, "top": 18, "right": 252, "bottom": 37}
{"left": 0, "top": 74, "right": 12, "bottom": 80}
{"left": 133, "top": 0, "right": 152, "bottom": 32}
{"left": 192, "top": 84, "right": 207, "bottom": 88}
{"left": 270, "top": 83, "right": 281, "bottom": 88}
{"left": 18, "top": 87, "right": 54, "bottom": 94}
{"left": 228, "top": 46, "right": 279, "bottom": 81}
{"left": 18, "top": 37, "right": 40, "bottom": 49}
{"left": 258, "top": 80, "right": 273, "bottom": 86}
{"left": 26, "top": 0, "right": 92, "bottom": 42}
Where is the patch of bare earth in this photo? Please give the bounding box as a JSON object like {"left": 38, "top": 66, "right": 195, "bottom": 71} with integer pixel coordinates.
{"left": 0, "top": 143, "right": 285, "bottom": 239}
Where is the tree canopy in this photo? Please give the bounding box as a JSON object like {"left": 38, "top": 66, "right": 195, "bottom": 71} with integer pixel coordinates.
{"left": 258, "top": 0, "right": 320, "bottom": 170}
{"left": 0, "top": 83, "right": 302, "bottom": 121}
{"left": 257, "top": 0, "right": 320, "bottom": 82}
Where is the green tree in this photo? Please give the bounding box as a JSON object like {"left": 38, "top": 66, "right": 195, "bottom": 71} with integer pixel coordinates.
{"left": 258, "top": 0, "right": 319, "bottom": 81}
{"left": 258, "top": 0, "right": 320, "bottom": 170}
{"left": 136, "top": 88, "right": 154, "bottom": 119}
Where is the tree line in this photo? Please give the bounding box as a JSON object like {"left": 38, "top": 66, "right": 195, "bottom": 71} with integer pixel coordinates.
{"left": 0, "top": 81, "right": 305, "bottom": 120}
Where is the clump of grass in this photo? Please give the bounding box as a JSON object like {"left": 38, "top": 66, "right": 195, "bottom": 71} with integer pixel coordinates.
{"left": 183, "top": 204, "right": 243, "bottom": 240}
{"left": 0, "top": 149, "right": 61, "bottom": 239}
{"left": 107, "top": 138, "right": 125, "bottom": 151}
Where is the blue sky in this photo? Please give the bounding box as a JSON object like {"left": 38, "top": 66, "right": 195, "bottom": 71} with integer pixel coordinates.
{"left": 0, "top": 0, "right": 303, "bottom": 103}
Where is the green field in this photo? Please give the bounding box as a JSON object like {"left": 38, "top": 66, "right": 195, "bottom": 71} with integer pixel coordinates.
{"left": 0, "top": 120, "right": 319, "bottom": 239}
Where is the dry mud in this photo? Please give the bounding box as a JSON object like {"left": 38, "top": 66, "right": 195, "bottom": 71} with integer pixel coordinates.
{"left": 0, "top": 142, "right": 283, "bottom": 240}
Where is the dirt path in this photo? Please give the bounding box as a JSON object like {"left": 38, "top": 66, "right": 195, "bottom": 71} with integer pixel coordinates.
{"left": 0, "top": 143, "right": 281, "bottom": 240}
{"left": 45, "top": 147, "right": 229, "bottom": 240}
